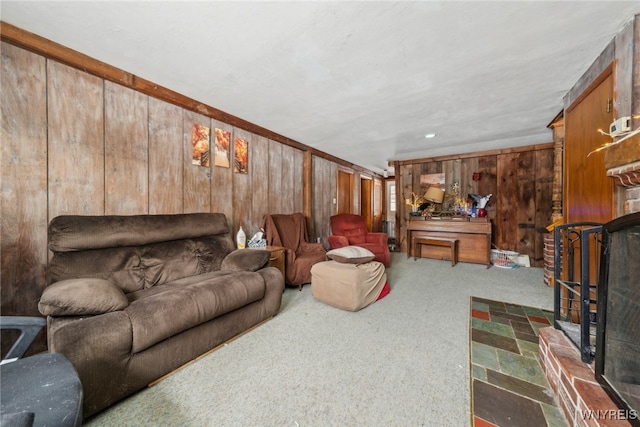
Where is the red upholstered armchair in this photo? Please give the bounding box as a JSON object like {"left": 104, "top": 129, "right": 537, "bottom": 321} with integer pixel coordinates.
{"left": 328, "top": 214, "right": 391, "bottom": 267}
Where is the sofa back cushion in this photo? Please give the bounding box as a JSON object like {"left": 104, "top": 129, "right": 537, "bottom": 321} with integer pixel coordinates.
{"left": 49, "top": 213, "right": 228, "bottom": 251}
{"left": 329, "top": 214, "right": 368, "bottom": 245}
{"left": 48, "top": 214, "right": 235, "bottom": 293}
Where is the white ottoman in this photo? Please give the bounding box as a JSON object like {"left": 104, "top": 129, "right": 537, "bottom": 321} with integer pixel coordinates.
{"left": 310, "top": 260, "right": 387, "bottom": 311}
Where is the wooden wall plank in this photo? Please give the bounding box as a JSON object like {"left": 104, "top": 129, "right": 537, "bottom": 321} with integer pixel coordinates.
{"left": 104, "top": 81, "right": 149, "bottom": 215}
{"left": 353, "top": 172, "right": 361, "bottom": 215}
{"left": 293, "top": 147, "right": 304, "bottom": 214}
{"left": 211, "top": 120, "right": 233, "bottom": 221}
{"left": 461, "top": 157, "right": 479, "bottom": 200}
{"left": 312, "top": 156, "right": 326, "bottom": 244}
{"left": 495, "top": 153, "right": 519, "bottom": 251}
{"left": 0, "top": 43, "right": 48, "bottom": 327}
{"left": 614, "top": 19, "right": 634, "bottom": 120}
{"left": 399, "top": 164, "right": 413, "bottom": 252}
{"left": 268, "top": 139, "right": 283, "bottom": 214}
{"left": 183, "top": 112, "right": 212, "bottom": 214}
{"left": 48, "top": 60, "right": 104, "bottom": 217}
{"left": 303, "top": 150, "right": 313, "bottom": 235}
{"left": 280, "top": 144, "right": 296, "bottom": 215}
{"left": 515, "top": 151, "right": 536, "bottom": 259}
{"left": 634, "top": 16, "right": 640, "bottom": 129}
{"left": 311, "top": 155, "right": 337, "bottom": 246}
{"left": 446, "top": 159, "right": 462, "bottom": 206}
{"left": 149, "top": 98, "right": 183, "bottom": 214}
{"left": 478, "top": 155, "right": 498, "bottom": 229}
{"left": 330, "top": 162, "right": 337, "bottom": 217}
{"left": 251, "top": 135, "right": 270, "bottom": 234}
{"left": 373, "top": 177, "right": 383, "bottom": 232}
{"left": 232, "top": 128, "right": 253, "bottom": 236}
{"left": 534, "top": 149, "right": 554, "bottom": 266}
{"left": 477, "top": 156, "right": 498, "bottom": 200}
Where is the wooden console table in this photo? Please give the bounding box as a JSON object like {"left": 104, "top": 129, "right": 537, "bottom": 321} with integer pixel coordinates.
{"left": 406, "top": 217, "right": 492, "bottom": 267}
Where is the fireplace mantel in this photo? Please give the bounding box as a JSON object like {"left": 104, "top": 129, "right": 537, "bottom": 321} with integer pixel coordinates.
{"left": 603, "top": 133, "right": 640, "bottom": 215}
{"left": 604, "top": 133, "right": 640, "bottom": 171}
{"left": 607, "top": 160, "right": 640, "bottom": 187}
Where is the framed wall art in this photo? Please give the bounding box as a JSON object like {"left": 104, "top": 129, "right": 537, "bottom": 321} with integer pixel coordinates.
{"left": 420, "top": 172, "right": 445, "bottom": 189}
{"left": 214, "top": 128, "right": 230, "bottom": 168}
{"left": 191, "top": 124, "right": 210, "bottom": 167}
{"left": 234, "top": 137, "right": 248, "bottom": 174}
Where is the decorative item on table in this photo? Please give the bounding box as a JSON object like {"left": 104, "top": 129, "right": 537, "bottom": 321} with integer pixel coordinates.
{"left": 406, "top": 191, "right": 425, "bottom": 215}
{"left": 442, "top": 181, "right": 461, "bottom": 212}
{"left": 469, "top": 193, "right": 492, "bottom": 218}
{"left": 247, "top": 230, "right": 267, "bottom": 248}
{"left": 420, "top": 186, "right": 445, "bottom": 218}
{"left": 442, "top": 187, "right": 470, "bottom": 216}
{"left": 236, "top": 226, "right": 246, "bottom": 249}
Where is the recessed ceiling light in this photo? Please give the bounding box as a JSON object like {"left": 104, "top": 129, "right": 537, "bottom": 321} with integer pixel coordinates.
{"left": 424, "top": 133, "right": 436, "bottom": 139}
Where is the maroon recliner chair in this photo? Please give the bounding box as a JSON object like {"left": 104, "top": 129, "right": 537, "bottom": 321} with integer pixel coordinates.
{"left": 328, "top": 214, "right": 391, "bottom": 267}
{"left": 262, "top": 213, "right": 327, "bottom": 290}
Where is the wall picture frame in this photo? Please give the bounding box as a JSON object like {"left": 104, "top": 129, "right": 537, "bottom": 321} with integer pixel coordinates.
{"left": 234, "top": 137, "right": 248, "bottom": 174}
{"left": 191, "top": 124, "right": 210, "bottom": 167}
{"left": 214, "top": 128, "right": 230, "bottom": 168}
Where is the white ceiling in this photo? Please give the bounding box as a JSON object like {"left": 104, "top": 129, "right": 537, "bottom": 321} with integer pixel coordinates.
{"left": 2, "top": 1, "right": 639, "bottom": 175}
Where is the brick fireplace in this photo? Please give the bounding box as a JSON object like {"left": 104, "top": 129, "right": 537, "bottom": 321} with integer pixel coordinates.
{"left": 539, "top": 328, "right": 634, "bottom": 427}
{"left": 539, "top": 133, "right": 640, "bottom": 427}
{"left": 607, "top": 159, "right": 640, "bottom": 215}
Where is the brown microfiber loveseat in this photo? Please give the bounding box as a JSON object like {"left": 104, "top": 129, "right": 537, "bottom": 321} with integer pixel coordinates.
{"left": 38, "top": 213, "right": 284, "bottom": 418}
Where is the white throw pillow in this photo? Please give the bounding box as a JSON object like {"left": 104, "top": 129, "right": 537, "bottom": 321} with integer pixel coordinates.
{"left": 326, "top": 246, "right": 375, "bottom": 264}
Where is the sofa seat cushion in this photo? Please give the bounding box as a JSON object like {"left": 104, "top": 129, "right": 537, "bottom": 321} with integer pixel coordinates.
{"left": 126, "top": 271, "right": 266, "bottom": 353}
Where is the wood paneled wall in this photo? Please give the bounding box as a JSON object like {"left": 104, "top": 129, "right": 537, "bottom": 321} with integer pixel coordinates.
{"left": 1, "top": 41, "right": 356, "bottom": 343}
{"left": 397, "top": 144, "right": 554, "bottom": 267}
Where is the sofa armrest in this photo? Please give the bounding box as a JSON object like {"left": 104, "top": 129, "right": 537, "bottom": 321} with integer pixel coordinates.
{"left": 221, "top": 249, "right": 270, "bottom": 272}
{"left": 299, "top": 241, "right": 326, "bottom": 254}
{"left": 328, "top": 235, "right": 349, "bottom": 249}
{"left": 39, "top": 278, "right": 129, "bottom": 317}
{"left": 365, "top": 232, "right": 388, "bottom": 246}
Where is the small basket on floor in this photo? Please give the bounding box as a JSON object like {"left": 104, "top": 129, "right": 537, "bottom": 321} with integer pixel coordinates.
{"left": 491, "top": 249, "right": 519, "bottom": 269}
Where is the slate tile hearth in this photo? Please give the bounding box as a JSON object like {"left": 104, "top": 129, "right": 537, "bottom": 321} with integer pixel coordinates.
{"left": 470, "top": 297, "right": 568, "bottom": 427}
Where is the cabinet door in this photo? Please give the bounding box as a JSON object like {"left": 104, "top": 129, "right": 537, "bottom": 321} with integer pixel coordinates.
{"left": 336, "top": 169, "right": 354, "bottom": 215}
{"left": 564, "top": 72, "right": 614, "bottom": 224}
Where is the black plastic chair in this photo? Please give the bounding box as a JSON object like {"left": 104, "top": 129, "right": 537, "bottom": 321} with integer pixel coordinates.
{"left": 1, "top": 316, "right": 83, "bottom": 427}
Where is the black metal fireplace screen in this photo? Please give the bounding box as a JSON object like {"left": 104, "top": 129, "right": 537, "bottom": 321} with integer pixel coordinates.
{"left": 553, "top": 222, "right": 603, "bottom": 363}
{"left": 595, "top": 213, "right": 640, "bottom": 425}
